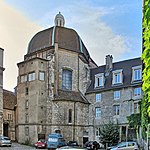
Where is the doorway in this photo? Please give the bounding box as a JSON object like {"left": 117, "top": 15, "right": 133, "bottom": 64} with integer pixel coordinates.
{"left": 3, "top": 123, "right": 8, "bottom": 137}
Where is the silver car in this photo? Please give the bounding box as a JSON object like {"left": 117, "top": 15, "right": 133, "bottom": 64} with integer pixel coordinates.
{"left": 0, "top": 136, "right": 11, "bottom": 147}
{"left": 108, "top": 141, "right": 139, "bottom": 150}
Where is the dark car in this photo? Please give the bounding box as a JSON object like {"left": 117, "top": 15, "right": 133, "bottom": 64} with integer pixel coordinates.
{"left": 67, "top": 141, "right": 79, "bottom": 147}
{"left": 0, "top": 136, "right": 11, "bottom": 147}
{"left": 35, "top": 139, "right": 47, "bottom": 149}
{"left": 84, "top": 141, "right": 100, "bottom": 150}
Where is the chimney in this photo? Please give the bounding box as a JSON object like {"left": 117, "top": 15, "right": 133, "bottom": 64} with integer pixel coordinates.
{"left": 105, "top": 55, "right": 113, "bottom": 75}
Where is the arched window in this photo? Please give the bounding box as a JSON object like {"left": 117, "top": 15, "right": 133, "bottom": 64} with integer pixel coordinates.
{"left": 62, "top": 69, "right": 72, "bottom": 90}
{"left": 68, "top": 109, "right": 72, "bottom": 123}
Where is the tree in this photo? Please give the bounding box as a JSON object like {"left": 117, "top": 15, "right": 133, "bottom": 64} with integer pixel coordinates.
{"left": 127, "top": 113, "right": 141, "bottom": 141}
{"left": 142, "top": 0, "right": 150, "bottom": 138}
{"left": 99, "top": 121, "right": 119, "bottom": 148}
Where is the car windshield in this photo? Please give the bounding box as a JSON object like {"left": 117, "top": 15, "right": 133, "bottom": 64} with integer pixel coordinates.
{"left": 39, "top": 139, "right": 45, "bottom": 142}
{"left": 1, "top": 137, "right": 10, "bottom": 140}
{"left": 48, "top": 137, "right": 58, "bottom": 142}
{"left": 117, "top": 142, "right": 126, "bottom": 148}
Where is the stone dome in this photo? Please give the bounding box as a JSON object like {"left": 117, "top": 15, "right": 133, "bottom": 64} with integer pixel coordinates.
{"left": 27, "top": 13, "right": 90, "bottom": 61}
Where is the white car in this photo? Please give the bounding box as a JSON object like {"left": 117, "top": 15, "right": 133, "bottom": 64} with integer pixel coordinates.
{"left": 0, "top": 136, "right": 11, "bottom": 147}
{"left": 108, "top": 141, "right": 139, "bottom": 150}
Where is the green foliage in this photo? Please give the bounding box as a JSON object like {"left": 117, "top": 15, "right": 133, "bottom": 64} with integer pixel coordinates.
{"left": 142, "top": 0, "right": 150, "bottom": 117}
{"left": 141, "top": 94, "right": 149, "bottom": 139}
{"left": 127, "top": 113, "right": 141, "bottom": 128}
{"left": 99, "top": 121, "right": 119, "bottom": 147}
{"left": 142, "top": 0, "right": 150, "bottom": 138}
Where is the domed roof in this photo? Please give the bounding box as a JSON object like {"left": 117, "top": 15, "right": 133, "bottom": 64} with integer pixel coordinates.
{"left": 27, "top": 26, "right": 90, "bottom": 61}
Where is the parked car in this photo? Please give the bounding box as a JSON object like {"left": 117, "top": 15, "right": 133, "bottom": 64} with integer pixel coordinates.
{"left": 0, "top": 135, "right": 11, "bottom": 147}
{"left": 107, "top": 141, "right": 139, "bottom": 150}
{"left": 35, "top": 139, "right": 47, "bottom": 149}
{"left": 84, "top": 141, "right": 100, "bottom": 150}
{"left": 67, "top": 141, "right": 79, "bottom": 147}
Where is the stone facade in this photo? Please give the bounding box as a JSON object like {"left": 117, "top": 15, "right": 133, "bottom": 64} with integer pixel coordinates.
{"left": 3, "top": 89, "right": 17, "bottom": 141}
{"left": 17, "top": 40, "right": 93, "bottom": 145}
{"left": 0, "top": 48, "right": 4, "bottom": 135}
{"left": 86, "top": 56, "right": 142, "bottom": 141}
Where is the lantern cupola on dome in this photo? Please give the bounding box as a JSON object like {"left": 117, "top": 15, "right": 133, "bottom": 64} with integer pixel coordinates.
{"left": 54, "top": 12, "right": 65, "bottom": 27}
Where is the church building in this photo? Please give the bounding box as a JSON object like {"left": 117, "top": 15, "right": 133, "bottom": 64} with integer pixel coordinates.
{"left": 16, "top": 12, "right": 97, "bottom": 145}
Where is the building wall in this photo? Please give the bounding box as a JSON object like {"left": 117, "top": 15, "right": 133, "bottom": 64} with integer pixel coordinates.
{"left": 3, "top": 89, "right": 16, "bottom": 141}
{"left": 17, "top": 57, "right": 48, "bottom": 143}
{"left": 86, "top": 85, "right": 142, "bottom": 141}
{"left": 0, "top": 48, "right": 4, "bottom": 135}
{"left": 17, "top": 44, "right": 91, "bottom": 145}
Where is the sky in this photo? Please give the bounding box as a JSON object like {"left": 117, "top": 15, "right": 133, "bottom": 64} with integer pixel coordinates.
{"left": 0, "top": 0, "right": 142, "bottom": 91}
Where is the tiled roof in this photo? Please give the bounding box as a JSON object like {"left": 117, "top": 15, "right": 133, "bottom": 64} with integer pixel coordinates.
{"left": 86, "top": 57, "right": 142, "bottom": 93}
{"left": 54, "top": 90, "right": 90, "bottom": 104}
{"left": 3, "top": 89, "right": 17, "bottom": 110}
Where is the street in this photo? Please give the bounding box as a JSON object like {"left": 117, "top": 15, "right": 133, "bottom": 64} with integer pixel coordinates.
{"left": 0, "top": 142, "right": 45, "bottom": 150}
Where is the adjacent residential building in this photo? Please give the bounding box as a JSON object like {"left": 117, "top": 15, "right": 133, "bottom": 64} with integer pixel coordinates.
{"left": 0, "top": 48, "right": 4, "bottom": 135}
{"left": 16, "top": 13, "right": 142, "bottom": 145}
{"left": 3, "top": 89, "right": 17, "bottom": 141}
{"left": 86, "top": 55, "right": 142, "bottom": 141}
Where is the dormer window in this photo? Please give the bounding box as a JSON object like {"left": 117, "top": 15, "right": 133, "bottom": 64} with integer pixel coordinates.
{"left": 95, "top": 73, "right": 104, "bottom": 88}
{"left": 132, "top": 66, "right": 142, "bottom": 81}
{"left": 112, "top": 70, "right": 123, "bottom": 85}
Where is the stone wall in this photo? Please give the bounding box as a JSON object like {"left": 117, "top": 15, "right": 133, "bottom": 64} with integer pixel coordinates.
{"left": 17, "top": 57, "right": 48, "bottom": 143}
{"left": 86, "top": 86, "right": 142, "bottom": 140}
{"left": 0, "top": 48, "right": 4, "bottom": 135}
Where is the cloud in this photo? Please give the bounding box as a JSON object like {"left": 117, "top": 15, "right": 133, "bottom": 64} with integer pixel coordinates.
{"left": 0, "top": 1, "right": 42, "bottom": 91}
{"left": 46, "top": 3, "right": 129, "bottom": 65}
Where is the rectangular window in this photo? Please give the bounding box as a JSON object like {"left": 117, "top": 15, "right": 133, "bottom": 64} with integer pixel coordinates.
{"left": 28, "top": 72, "right": 35, "bottom": 81}
{"left": 134, "top": 102, "right": 139, "bottom": 113}
{"left": 134, "top": 87, "right": 141, "bottom": 97}
{"left": 25, "top": 100, "right": 29, "bottom": 109}
{"left": 39, "top": 71, "right": 45, "bottom": 81}
{"left": 20, "top": 75, "right": 27, "bottom": 83}
{"left": 132, "top": 66, "right": 142, "bottom": 81}
{"left": 8, "top": 114, "right": 12, "bottom": 120}
{"left": 112, "top": 70, "right": 123, "bottom": 85}
{"left": 25, "top": 114, "right": 29, "bottom": 123}
{"left": 95, "top": 73, "right": 104, "bottom": 88}
{"left": 25, "top": 87, "right": 28, "bottom": 95}
{"left": 113, "top": 105, "right": 120, "bottom": 115}
{"left": 95, "top": 107, "right": 101, "bottom": 118}
{"left": 62, "top": 69, "right": 72, "bottom": 90}
{"left": 114, "top": 91, "right": 120, "bottom": 100}
{"left": 96, "top": 93, "right": 101, "bottom": 102}
{"left": 25, "top": 127, "right": 29, "bottom": 136}
{"left": 68, "top": 109, "right": 72, "bottom": 123}
{"left": 96, "top": 128, "right": 100, "bottom": 137}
